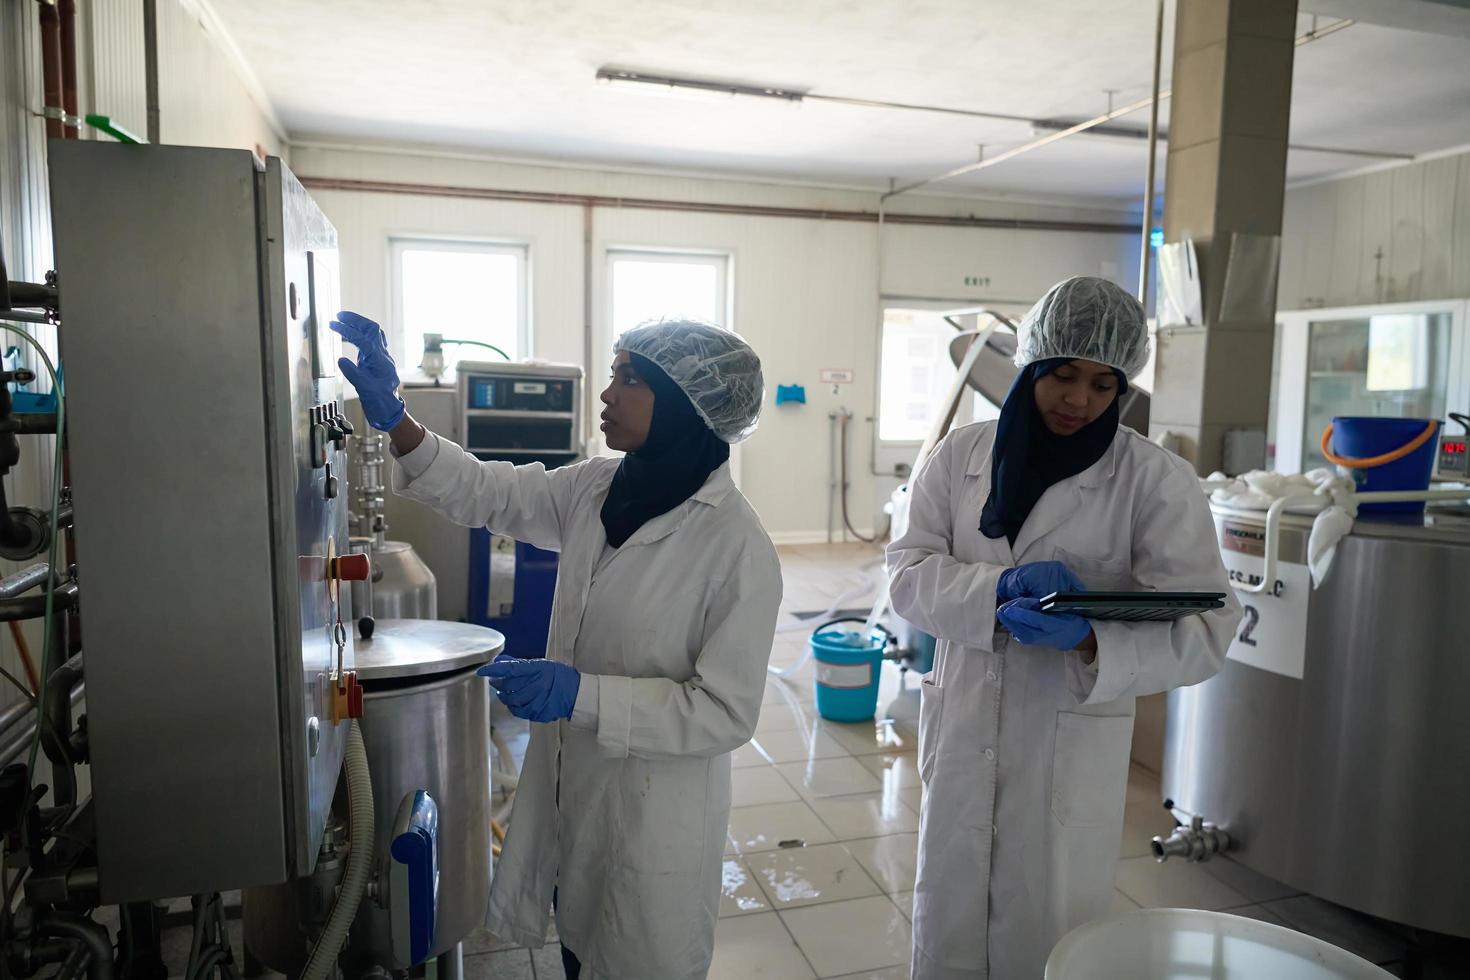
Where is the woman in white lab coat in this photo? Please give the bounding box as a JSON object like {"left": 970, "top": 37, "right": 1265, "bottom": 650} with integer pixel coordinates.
{"left": 886, "top": 277, "right": 1241, "bottom": 980}
{"left": 332, "top": 312, "right": 781, "bottom": 980}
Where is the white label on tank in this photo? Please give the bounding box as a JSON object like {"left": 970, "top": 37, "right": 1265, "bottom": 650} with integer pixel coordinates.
{"left": 816, "top": 660, "right": 874, "bottom": 689}
{"left": 1220, "top": 552, "right": 1311, "bottom": 680}
{"left": 514, "top": 382, "right": 547, "bottom": 394}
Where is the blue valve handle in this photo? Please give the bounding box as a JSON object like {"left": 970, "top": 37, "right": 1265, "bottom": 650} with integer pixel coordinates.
{"left": 389, "top": 790, "right": 439, "bottom": 966}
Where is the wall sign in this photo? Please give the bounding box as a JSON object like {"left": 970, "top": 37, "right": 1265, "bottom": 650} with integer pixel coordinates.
{"left": 820, "top": 368, "right": 855, "bottom": 385}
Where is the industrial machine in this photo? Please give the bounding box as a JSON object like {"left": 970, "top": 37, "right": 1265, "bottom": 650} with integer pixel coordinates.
{"left": 458, "top": 360, "right": 583, "bottom": 657}
{"left": 244, "top": 619, "right": 500, "bottom": 977}
{"left": 1162, "top": 500, "right": 1470, "bottom": 940}
{"left": 50, "top": 142, "right": 362, "bottom": 902}
{"left": 0, "top": 141, "right": 503, "bottom": 979}
{"left": 349, "top": 432, "right": 438, "bottom": 632}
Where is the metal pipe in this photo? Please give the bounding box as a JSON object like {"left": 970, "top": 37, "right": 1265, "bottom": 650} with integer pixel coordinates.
{"left": 0, "top": 310, "right": 52, "bottom": 325}
{"left": 0, "top": 683, "right": 83, "bottom": 768}
{"left": 0, "top": 563, "right": 51, "bottom": 599}
{"left": 143, "top": 0, "right": 160, "bottom": 144}
{"left": 39, "top": 2, "right": 65, "bottom": 141}
{"left": 1138, "top": 0, "right": 1165, "bottom": 305}
{"left": 298, "top": 177, "right": 1139, "bottom": 236}
{"left": 58, "top": 0, "right": 78, "bottom": 138}
{"left": 884, "top": 19, "right": 1356, "bottom": 202}
{"left": 0, "top": 583, "right": 77, "bottom": 621}
{"left": 41, "top": 654, "right": 83, "bottom": 807}
{"left": 37, "top": 913, "right": 115, "bottom": 980}
{"left": 582, "top": 205, "right": 594, "bottom": 452}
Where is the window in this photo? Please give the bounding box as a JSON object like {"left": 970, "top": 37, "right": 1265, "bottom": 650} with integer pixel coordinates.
{"left": 1301, "top": 312, "right": 1452, "bottom": 470}
{"left": 879, "top": 308, "right": 967, "bottom": 442}
{"left": 391, "top": 239, "right": 528, "bottom": 371}
{"left": 609, "top": 250, "right": 728, "bottom": 338}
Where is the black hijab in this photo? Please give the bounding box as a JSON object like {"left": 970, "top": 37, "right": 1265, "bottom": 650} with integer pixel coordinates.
{"left": 600, "top": 353, "right": 730, "bottom": 548}
{"left": 979, "top": 358, "right": 1125, "bottom": 546}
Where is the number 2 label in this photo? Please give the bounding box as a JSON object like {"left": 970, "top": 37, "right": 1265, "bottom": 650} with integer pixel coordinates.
{"left": 1238, "top": 605, "right": 1260, "bottom": 647}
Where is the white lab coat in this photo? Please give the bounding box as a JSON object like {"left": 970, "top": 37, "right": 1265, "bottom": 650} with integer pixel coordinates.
{"left": 886, "top": 422, "right": 1240, "bottom": 980}
{"left": 394, "top": 435, "right": 782, "bottom": 980}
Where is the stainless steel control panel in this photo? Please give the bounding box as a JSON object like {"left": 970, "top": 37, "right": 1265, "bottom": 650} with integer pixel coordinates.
{"left": 50, "top": 143, "right": 354, "bottom": 901}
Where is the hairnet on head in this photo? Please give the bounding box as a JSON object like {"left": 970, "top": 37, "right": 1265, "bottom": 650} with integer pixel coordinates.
{"left": 1014, "top": 276, "right": 1150, "bottom": 379}
{"left": 614, "top": 318, "right": 765, "bottom": 443}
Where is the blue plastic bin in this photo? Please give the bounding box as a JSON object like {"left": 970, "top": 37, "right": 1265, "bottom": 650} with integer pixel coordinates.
{"left": 810, "top": 619, "right": 891, "bottom": 723}
{"left": 1325, "top": 416, "right": 1440, "bottom": 515}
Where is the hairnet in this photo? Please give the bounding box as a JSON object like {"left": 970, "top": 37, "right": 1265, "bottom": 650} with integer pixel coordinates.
{"left": 614, "top": 318, "right": 765, "bottom": 443}
{"left": 1013, "top": 276, "right": 1150, "bottom": 379}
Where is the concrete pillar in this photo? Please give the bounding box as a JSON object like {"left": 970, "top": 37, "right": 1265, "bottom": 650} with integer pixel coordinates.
{"left": 1150, "top": 0, "right": 1299, "bottom": 474}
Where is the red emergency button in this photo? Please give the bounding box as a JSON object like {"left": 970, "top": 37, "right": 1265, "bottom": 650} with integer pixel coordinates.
{"left": 332, "top": 553, "right": 372, "bottom": 582}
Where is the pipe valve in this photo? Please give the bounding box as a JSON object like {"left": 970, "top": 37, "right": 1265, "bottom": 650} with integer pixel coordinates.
{"left": 1152, "top": 812, "right": 1232, "bottom": 863}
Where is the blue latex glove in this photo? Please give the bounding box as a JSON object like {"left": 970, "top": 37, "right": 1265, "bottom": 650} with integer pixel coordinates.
{"left": 997, "top": 597, "right": 1093, "bottom": 651}
{"left": 996, "top": 561, "right": 1086, "bottom": 602}
{"left": 478, "top": 653, "right": 581, "bottom": 723}
{"left": 330, "top": 311, "right": 406, "bottom": 431}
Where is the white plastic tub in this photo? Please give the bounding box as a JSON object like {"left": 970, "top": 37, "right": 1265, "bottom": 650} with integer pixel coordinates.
{"left": 1045, "top": 909, "right": 1395, "bottom": 980}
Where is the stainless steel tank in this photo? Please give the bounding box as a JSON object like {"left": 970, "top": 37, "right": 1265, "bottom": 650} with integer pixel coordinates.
{"left": 351, "top": 540, "right": 438, "bottom": 621}
{"left": 244, "top": 619, "right": 503, "bottom": 973}
{"left": 347, "top": 430, "right": 439, "bottom": 623}
{"left": 1163, "top": 506, "right": 1470, "bottom": 938}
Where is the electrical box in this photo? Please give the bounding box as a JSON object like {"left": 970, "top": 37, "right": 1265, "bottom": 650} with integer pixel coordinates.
{"left": 1435, "top": 432, "right": 1470, "bottom": 482}
{"left": 457, "top": 361, "right": 583, "bottom": 466}
{"left": 50, "top": 143, "right": 354, "bottom": 901}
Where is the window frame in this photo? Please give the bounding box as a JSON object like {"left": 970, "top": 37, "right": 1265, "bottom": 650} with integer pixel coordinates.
{"left": 389, "top": 236, "right": 531, "bottom": 368}
{"left": 605, "top": 247, "right": 732, "bottom": 342}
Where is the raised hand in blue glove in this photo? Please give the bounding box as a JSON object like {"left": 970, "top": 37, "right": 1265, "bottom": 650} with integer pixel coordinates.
{"left": 478, "top": 653, "right": 581, "bottom": 723}
{"left": 330, "top": 311, "right": 406, "bottom": 431}
{"left": 996, "top": 560, "right": 1086, "bottom": 602}
{"left": 997, "top": 597, "right": 1093, "bottom": 651}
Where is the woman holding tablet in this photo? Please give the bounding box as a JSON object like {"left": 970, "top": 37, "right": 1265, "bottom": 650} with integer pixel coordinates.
{"left": 886, "top": 276, "right": 1241, "bottom": 979}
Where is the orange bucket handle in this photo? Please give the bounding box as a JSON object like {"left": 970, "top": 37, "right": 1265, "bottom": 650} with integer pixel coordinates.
{"left": 1320, "top": 420, "right": 1439, "bottom": 469}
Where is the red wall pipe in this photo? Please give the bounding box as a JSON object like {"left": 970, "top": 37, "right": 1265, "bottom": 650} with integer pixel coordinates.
{"left": 59, "top": 0, "right": 79, "bottom": 138}
{"left": 39, "top": 2, "right": 64, "bottom": 141}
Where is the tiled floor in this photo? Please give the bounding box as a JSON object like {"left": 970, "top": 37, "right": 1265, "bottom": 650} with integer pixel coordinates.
{"left": 469, "top": 543, "right": 1468, "bottom": 979}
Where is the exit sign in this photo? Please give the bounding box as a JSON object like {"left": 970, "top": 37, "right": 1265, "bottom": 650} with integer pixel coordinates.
{"left": 964, "top": 276, "right": 992, "bottom": 287}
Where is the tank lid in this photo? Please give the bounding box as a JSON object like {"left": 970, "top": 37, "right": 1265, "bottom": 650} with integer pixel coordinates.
{"left": 353, "top": 619, "right": 505, "bottom": 681}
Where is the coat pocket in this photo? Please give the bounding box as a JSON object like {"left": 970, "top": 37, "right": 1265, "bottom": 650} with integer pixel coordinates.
{"left": 1050, "top": 712, "right": 1133, "bottom": 828}
{"left": 1052, "top": 546, "right": 1134, "bottom": 591}
{"left": 619, "top": 754, "right": 710, "bottom": 872}
{"left": 917, "top": 678, "right": 943, "bottom": 785}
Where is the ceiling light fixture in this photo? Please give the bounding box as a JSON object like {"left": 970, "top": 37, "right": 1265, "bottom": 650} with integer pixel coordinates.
{"left": 594, "top": 66, "right": 1034, "bottom": 124}
{"left": 595, "top": 68, "right": 803, "bottom": 103}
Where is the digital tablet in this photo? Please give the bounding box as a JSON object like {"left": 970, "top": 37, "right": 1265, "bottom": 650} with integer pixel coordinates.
{"left": 1039, "top": 591, "right": 1227, "bottom": 622}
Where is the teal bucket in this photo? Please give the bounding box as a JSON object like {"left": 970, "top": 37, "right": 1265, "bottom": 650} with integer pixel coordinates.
{"left": 1324, "top": 416, "right": 1440, "bottom": 515}
{"left": 810, "top": 619, "right": 892, "bottom": 723}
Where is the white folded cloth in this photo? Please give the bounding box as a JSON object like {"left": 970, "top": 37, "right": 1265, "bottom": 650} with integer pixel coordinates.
{"left": 1207, "top": 469, "right": 1357, "bottom": 587}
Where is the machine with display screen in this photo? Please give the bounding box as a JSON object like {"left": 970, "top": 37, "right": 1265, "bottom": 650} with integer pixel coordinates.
{"left": 1434, "top": 415, "right": 1470, "bottom": 481}
{"left": 458, "top": 361, "right": 584, "bottom": 657}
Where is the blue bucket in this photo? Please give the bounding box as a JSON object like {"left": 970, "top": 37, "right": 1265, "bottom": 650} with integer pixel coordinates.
{"left": 1325, "top": 416, "right": 1441, "bottom": 515}
{"left": 810, "top": 619, "right": 892, "bottom": 723}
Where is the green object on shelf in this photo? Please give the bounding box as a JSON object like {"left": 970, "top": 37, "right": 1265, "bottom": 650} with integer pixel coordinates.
{"left": 84, "top": 114, "right": 146, "bottom": 144}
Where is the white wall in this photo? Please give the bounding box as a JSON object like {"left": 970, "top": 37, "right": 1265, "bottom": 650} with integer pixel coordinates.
{"left": 1278, "top": 148, "right": 1470, "bottom": 310}
{"left": 87, "top": 0, "right": 285, "bottom": 155}
{"left": 292, "top": 144, "right": 1139, "bottom": 542}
